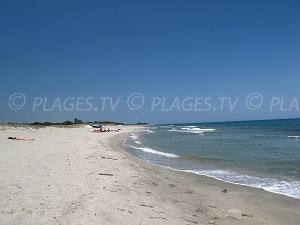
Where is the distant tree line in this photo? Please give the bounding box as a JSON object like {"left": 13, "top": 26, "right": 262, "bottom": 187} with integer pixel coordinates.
{"left": 8, "top": 119, "right": 148, "bottom": 126}
{"left": 30, "top": 118, "right": 83, "bottom": 126}
{"left": 86, "top": 121, "right": 125, "bottom": 125}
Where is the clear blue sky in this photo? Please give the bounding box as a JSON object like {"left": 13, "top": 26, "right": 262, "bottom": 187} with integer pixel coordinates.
{"left": 1, "top": 0, "right": 299, "bottom": 124}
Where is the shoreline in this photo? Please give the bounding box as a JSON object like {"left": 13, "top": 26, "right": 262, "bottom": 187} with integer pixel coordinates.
{"left": 116, "top": 128, "right": 300, "bottom": 224}
{"left": 124, "top": 127, "right": 300, "bottom": 201}
{"left": 1, "top": 125, "right": 299, "bottom": 224}
{"left": 140, "top": 163, "right": 300, "bottom": 200}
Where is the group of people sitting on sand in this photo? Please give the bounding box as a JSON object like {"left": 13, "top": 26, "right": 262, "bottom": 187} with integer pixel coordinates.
{"left": 91, "top": 127, "right": 121, "bottom": 133}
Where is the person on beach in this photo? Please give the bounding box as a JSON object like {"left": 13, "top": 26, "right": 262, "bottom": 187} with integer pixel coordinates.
{"left": 7, "top": 137, "right": 35, "bottom": 141}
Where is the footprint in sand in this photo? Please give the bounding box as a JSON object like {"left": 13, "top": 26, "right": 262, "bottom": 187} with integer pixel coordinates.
{"left": 132, "top": 182, "right": 143, "bottom": 187}
{"left": 151, "top": 182, "right": 158, "bottom": 186}
{"left": 195, "top": 207, "right": 207, "bottom": 213}
{"left": 117, "top": 208, "right": 126, "bottom": 212}
{"left": 140, "top": 203, "right": 154, "bottom": 208}
{"left": 149, "top": 216, "right": 167, "bottom": 220}
{"left": 145, "top": 191, "right": 153, "bottom": 196}
{"left": 241, "top": 213, "right": 254, "bottom": 217}
{"left": 182, "top": 218, "right": 199, "bottom": 224}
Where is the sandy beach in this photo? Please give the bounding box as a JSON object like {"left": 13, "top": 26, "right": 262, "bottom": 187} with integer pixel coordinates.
{"left": 0, "top": 125, "right": 299, "bottom": 225}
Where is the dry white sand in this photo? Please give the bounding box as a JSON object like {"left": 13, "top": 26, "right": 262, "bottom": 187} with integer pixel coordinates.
{"left": 0, "top": 125, "right": 300, "bottom": 225}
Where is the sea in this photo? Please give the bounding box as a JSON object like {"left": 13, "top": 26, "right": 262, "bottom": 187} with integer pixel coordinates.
{"left": 123, "top": 119, "right": 300, "bottom": 199}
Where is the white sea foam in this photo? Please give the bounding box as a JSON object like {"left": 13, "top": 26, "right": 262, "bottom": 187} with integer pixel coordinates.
{"left": 127, "top": 145, "right": 179, "bottom": 158}
{"left": 144, "top": 129, "right": 154, "bottom": 133}
{"left": 166, "top": 166, "right": 300, "bottom": 199}
{"left": 288, "top": 136, "right": 300, "bottom": 139}
{"left": 181, "top": 127, "right": 215, "bottom": 132}
{"left": 130, "top": 134, "right": 138, "bottom": 140}
{"left": 159, "top": 125, "right": 172, "bottom": 128}
{"left": 168, "top": 127, "right": 215, "bottom": 134}
{"left": 129, "top": 134, "right": 142, "bottom": 144}
{"left": 146, "top": 163, "right": 300, "bottom": 199}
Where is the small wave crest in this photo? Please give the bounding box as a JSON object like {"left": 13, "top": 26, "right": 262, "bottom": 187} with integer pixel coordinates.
{"left": 144, "top": 129, "right": 154, "bottom": 133}
{"left": 127, "top": 145, "right": 179, "bottom": 158}
{"left": 288, "top": 136, "right": 300, "bottom": 139}
{"left": 159, "top": 125, "right": 174, "bottom": 129}
{"left": 129, "top": 134, "right": 142, "bottom": 144}
{"left": 130, "top": 134, "right": 139, "bottom": 140}
{"left": 168, "top": 127, "right": 215, "bottom": 134}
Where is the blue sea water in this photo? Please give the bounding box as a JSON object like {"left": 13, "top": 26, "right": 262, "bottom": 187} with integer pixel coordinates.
{"left": 123, "top": 119, "right": 300, "bottom": 199}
